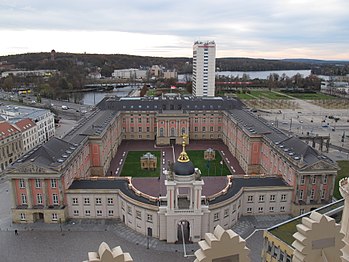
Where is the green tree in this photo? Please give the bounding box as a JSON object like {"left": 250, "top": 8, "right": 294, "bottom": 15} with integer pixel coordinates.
{"left": 3, "top": 76, "right": 15, "bottom": 91}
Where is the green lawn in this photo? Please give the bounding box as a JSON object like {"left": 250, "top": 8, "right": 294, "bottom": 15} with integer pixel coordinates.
{"left": 236, "top": 90, "right": 292, "bottom": 100}
{"left": 287, "top": 92, "right": 335, "bottom": 100}
{"left": 334, "top": 160, "right": 349, "bottom": 199}
{"left": 187, "top": 150, "right": 231, "bottom": 176}
{"left": 120, "top": 151, "right": 161, "bottom": 177}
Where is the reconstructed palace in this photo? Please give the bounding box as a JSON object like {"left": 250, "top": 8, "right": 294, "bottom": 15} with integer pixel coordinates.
{"left": 6, "top": 94, "right": 338, "bottom": 243}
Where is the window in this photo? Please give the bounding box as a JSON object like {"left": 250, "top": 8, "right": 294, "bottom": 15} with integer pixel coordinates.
{"left": 247, "top": 207, "right": 252, "bottom": 213}
{"left": 269, "top": 206, "right": 274, "bottom": 212}
{"left": 280, "top": 206, "right": 285, "bottom": 212}
{"left": 259, "top": 195, "right": 265, "bottom": 202}
{"left": 72, "top": 198, "right": 78, "bottom": 205}
{"left": 20, "top": 213, "right": 26, "bottom": 221}
{"left": 311, "top": 176, "right": 316, "bottom": 184}
{"left": 84, "top": 198, "right": 90, "bottom": 205}
{"left": 51, "top": 179, "right": 57, "bottom": 188}
{"left": 258, "top": 207, "right": 264, "bottom": 213}
{"left": 35, "top": 179, "right": 41, "bottom": 188}
{"left": 52, "top": 213, "right": 58, "bottom": 221}
{"left": 37, "top": 194, "right": 43, "bottom": 205}
{"left": 95, "top": 198, "right": 102, "bottom": 205}
{"left": 247, "top": 195, "right": 253, "bottom": 203}
{"left": 121, "top": 202, "right": 125, "bottom": 210}
{"left": 19, "top": 179, "right": 25, "bottom": 188}
{"left": 96, "top": 210, "right": 102, "bottom": 216}
{"left": 127, "top": 206, "right": 132, "bottom": 215}
{"left": 299, "top": 190, "right": 304, "bottom": 200}
{"left": 310, "top": 189, "right": 315, "bottom": 200}
{"left": 147, "top": 214, "right": 153, "bottom": 223}
{"left": 21, "top": 194, "right": 27, "bottom": 204}
{"left": 214, "top": 213, "right": 220, "bottom": 221}
{"left": 323, "top": 175, "right": 328, "bottom": 184}
{"left": 321, "top": 189, "right": 326, "bottom": 199}
{"left": 85, "top": 210, "right": 91, "bottom": 216}
{"left": 108, "top": 210, "right": 114, "bottom": 216}
{"left": 300, "top": 209, "right": 305, "bottom": 215}
{"left": 73, "top": 210, "right": 79, "bottom": 216}
{"left": 53, "top": 194, "right": 58, "bottom": 205}
{"left": 107, "top": 198, "right": 113, "bottom": 205}
{"left": 130, "top": 118, "right": 134, "bottom": 123}
{"left": 270, "top": 195, "right": 276, "bottom": 202}
{"left": 281, "top": 194, "right": 287, "bottom": 202}
{"left": 159, "top": 128, "right": 164, "bottom": 137}
{"left": 136, "top": 210, "right": 142, "bottom": 220}
{"left": 194, "top": 127, "right": 198, "bottom": 132}
{"left": 224, "top": 209, "right": 229, "bottom": 218}
{"left": 138, "top": 118, "right": 142, "bottom": 123}
{"left": 300, "top": 175, "right": 305, "bottom": 185}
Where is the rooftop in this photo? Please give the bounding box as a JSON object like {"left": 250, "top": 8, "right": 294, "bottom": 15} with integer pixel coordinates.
{"left": 268, "top": 199, "right": 344, "bottom": 246}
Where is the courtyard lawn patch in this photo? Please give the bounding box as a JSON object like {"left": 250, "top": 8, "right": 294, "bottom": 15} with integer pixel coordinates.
{"left": 120, "top": 151, "right": 161, "bottom": 177}
{"left": 236, "top": 90, "right": 292, "bottom": 100}
{"left": 187, "top": 150, "right": 231, "bottom": 176}
{"left": 334, "top": 160, "right": 349, "bottom": 199}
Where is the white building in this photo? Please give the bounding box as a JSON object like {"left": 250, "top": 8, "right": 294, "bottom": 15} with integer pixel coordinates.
{"left": 112, "top": 69, "right": 147, "bottom": 80}
{"left": 14, "top": 118, "right": 38, "bottom": 153}
{"left": 0, "top": 105, "right": 55, "bottom": 144}
{"left": 192, "top": 41, "right": 216, "bottom": 97}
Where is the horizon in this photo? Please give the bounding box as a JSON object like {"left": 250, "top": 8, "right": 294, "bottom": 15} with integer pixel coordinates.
{"left": 1, "top": 50, "right": 349, "bottom": 63}
{"left": 1, "top": 1, "right": 349, "bottom": 60}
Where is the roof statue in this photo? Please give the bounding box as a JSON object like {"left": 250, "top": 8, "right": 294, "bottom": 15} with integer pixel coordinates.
{"left": 292, "top": 211, "right": 345, "bottom": 262}
{"left": 178, "top": 133, "right": 189, "bottom": 163}
{"left": 194, "top": 225, "right": 250, "bottom": 262}
{"left": 84, "top": 242, "right": 133, "bottom": 262}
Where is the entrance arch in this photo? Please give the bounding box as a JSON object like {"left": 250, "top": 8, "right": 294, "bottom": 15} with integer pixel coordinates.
{"left": 33, "top": 212, "right": 44, "bottom": 222}
{"left": 177, "top": 220, "right": 191, "bottom": 244}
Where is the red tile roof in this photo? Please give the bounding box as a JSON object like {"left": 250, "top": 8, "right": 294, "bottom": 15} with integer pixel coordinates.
{"left": 15, "top": 118, "right": 36, "bottom": 131}
{"left": 0, "top": 122, "right": 20, "bottom": 140}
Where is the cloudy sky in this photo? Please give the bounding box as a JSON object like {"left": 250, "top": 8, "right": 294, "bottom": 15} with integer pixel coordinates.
{"left": 1, "top": 0, "right": 349, "bottom": 59}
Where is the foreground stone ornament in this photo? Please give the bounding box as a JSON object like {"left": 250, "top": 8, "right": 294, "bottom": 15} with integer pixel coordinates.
{"left": 84, "top": 242, "right": 133, "bottom": 262}
{"left": 194, "top": 225, "right": 250, "bottom": 262}
{"left": 292, "top": 211, "right": 344, "bottom": 262}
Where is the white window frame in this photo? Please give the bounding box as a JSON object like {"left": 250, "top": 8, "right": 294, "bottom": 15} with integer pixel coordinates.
{"left": 51, "top": 179, "right": 57, "bottom": 188}
{"left": 37, "top": 194, "right": 43, "bottom": 205}
{"left": 21, "top": 194, "right": 27, "bottom": 204}
{"left": 19, "top": 179, "right": 25, "bottom": 188}
{"left": 35, "top": 179, "right": 41, "bottom": 188}
{"left": 52, "top": 213, "right": 58, "bottom": 221}
{"left": 52, "top": 194, "right": 59, "bottom": 205}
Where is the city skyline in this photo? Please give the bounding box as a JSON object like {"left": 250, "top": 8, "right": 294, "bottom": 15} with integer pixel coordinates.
{"left": 0, "top": 0, "right": 349, "bottom": 60}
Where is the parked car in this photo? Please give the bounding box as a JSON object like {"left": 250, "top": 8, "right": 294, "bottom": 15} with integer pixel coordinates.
{"left": 61, "top": 105, "right": 68, "bottom": 110}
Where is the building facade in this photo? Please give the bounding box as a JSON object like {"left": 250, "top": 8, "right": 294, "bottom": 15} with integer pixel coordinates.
{"left": 5, "top": 95, "right": 337, "bottom": 243}
{"left": 14, "top": 118, "right": 38, "bottom": 153}
{"left": 0, "top": 122, "right": 22, "bottom": 172}
{"left": 192, "top": 41, "right": 216, "bottom": 97}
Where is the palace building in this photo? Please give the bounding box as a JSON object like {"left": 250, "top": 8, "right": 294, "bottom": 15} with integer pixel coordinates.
{"left": 5, "top": 94, "right": 338, "bottom": 243}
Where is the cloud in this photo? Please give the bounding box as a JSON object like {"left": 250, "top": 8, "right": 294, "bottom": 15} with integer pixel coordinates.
{"left": 0, "top": 0, "right": 348, "bottom": 59}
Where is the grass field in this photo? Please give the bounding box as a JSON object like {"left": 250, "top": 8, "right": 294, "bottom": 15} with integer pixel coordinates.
{"left": 187, "top": 150, "right": 231, "bottom": 176}
{"left": 333, "top": 160, "right": 349, "bottom": 199}
{"left": 286, "top": 92, "right": 335, "bottom": 100}
{"left": 237, "top": 90, "right": 292, "bottom": 100}
{"left": 120, "top": 151, "right": 161, "bottom": 177}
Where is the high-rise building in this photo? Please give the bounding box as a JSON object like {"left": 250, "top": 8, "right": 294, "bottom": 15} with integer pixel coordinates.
{"left": 192, "top": 41, "right": 216, "bottom": 97}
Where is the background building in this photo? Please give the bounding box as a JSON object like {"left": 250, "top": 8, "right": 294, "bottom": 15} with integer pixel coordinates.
{"left": 192, "top": 41, "right": 216, "bottom": 97}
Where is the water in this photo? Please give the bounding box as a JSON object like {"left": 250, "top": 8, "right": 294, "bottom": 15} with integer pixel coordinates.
{"left": 76, "top": 86, "right": 136, "bottom": 105}
{"left": 179, "top": 70, "right": 312, "bottom": 81}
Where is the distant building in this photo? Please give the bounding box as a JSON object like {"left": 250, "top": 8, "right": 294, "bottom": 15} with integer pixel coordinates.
{"left": 88, "top": 72, "right": 102, "bottom": 79}
{"left": 163, "top": 70, "right": 177, "bottom": 79}
{"left": 0, "top": 105, "right": 55, "bottom": 144}
{"left": 192, "top": 41, "right": 216, "bottom": 97}
{"left": 1, "top": 70, "right": 57, "bottom": 78}
{"left": 112, "top": 69, "right": 147, "bottom": 80}
{"left": 150, "top": 65, "right": 162, "bottom": 77}
{"left": 50, "top": 49, "right": 56, "bottom": 61}
{"left": 0, "top": 121, "right": 22, "bottom": 172}
{"left": 14, "top": 118, "right": 38, "bottom": 153}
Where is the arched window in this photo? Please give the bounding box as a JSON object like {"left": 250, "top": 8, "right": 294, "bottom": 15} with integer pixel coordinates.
{"left": 160, "top": 128, "right": 164, "bottom": 137}
{"left": 170, "top": 128, "right": 175, "bottom": 137}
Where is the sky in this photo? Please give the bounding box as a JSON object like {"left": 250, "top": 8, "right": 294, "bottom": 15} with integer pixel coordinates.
{"left": 1, "top": 0, "right": 349, "bottom": 60}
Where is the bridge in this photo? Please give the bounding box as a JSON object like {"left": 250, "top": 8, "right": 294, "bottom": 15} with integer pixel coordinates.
{"left": 84, "top": 83, "right": 153, "bottom": 91}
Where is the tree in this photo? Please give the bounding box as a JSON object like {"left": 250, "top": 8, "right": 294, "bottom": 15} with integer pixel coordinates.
{"left": 2, "top": 76, "right": 15, "bottom": 91}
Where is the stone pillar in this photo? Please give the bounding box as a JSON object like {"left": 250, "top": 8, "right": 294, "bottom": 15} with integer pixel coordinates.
{"left": 42, "top": 179, "right": 48, "bottom": 208}
{"left": 25, "top": 178, "right": 32, "bottom": 208}
{"left": 11, "top": 179, "right": 18, "bottom": 208}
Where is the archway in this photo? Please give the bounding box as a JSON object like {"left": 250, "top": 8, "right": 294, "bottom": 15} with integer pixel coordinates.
{"left": 33, "top": 212, "right": 44, "bottom": 222}
{"left": 177, "top": 220, "right": 191, "bottom": 244}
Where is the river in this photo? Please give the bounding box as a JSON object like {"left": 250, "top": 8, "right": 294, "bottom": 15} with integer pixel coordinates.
{"left": 70, "top": 86, "right": 136, "bottom": 106}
